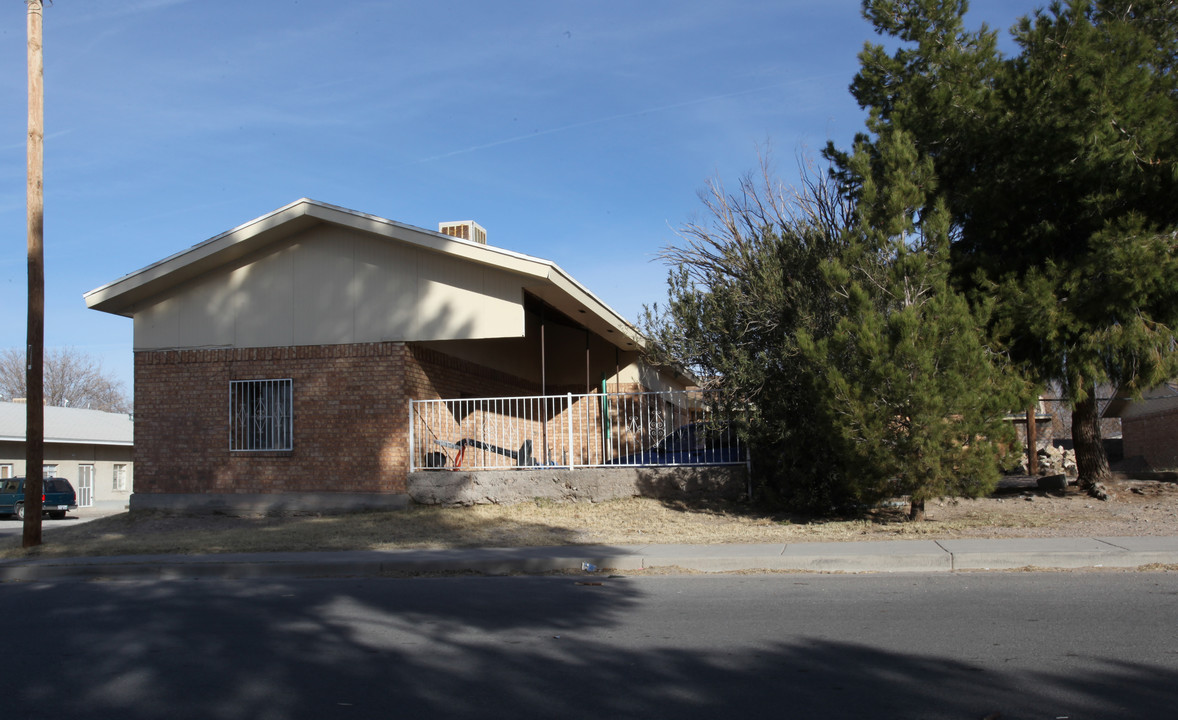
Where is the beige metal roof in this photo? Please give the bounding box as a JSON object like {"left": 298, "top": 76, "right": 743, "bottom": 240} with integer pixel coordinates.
{"left": 0, "top": 402, "right": 133, "bottom": 446}
{"left": 84, "top": 198, "right": 645, "bottom": 351}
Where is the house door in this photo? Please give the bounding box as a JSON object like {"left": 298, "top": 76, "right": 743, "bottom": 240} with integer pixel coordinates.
{"left": 77, "top": 464, "right": 94, "bottom": 507}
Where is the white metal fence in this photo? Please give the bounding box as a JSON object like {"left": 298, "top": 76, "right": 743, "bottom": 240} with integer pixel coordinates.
{"left": 409, "top": 390, "right": 745, "bottom": 471}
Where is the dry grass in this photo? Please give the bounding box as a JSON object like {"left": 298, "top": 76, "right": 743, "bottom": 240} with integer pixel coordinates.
{"left": 3, "top": 478, "right": 1176, "bottom": 561}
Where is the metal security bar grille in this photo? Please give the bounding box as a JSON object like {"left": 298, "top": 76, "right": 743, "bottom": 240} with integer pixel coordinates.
{"left": 410, "top": 390, "right": 745, "bottom": 471}
{"left": 229, "top": 379, "right": 293, "bottom": 451}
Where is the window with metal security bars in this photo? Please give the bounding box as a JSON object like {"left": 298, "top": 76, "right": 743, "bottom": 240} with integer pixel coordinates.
{"left": 230, "top": 379, "right": 293, "bottom": 451}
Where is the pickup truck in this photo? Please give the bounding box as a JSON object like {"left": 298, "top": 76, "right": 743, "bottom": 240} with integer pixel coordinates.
{"left": 0, "top": 477, "right": 78, "bottom": 520}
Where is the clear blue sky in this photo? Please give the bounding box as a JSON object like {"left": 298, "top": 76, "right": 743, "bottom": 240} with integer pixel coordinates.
{"left": 1, "top": 0, "right": 1033, "bottom": 396}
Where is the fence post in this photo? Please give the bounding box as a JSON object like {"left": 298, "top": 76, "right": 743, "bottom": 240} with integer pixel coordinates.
{"left": 567, "top": 393, "right": 575, "bottom": 469}
{"left": 408, "top": 399, "right": 416, "bottom": 472}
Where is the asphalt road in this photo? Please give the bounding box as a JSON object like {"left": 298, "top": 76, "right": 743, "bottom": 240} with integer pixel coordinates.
{"left": 4, "top": 572, "right": 1176, "bottom": 719}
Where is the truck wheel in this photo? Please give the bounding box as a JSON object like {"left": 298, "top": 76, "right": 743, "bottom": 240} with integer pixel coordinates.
{"left": 14, "top": 503, "right": 24, "bottom": 521}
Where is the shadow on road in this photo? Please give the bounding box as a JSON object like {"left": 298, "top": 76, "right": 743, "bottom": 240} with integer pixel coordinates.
{"left": 5, "top": 575, "right": 1175, "bottom": 719}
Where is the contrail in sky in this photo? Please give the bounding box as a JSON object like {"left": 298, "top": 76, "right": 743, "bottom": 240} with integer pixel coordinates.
{"left": 412, "top": 74, "right": 843, "bottom": 164}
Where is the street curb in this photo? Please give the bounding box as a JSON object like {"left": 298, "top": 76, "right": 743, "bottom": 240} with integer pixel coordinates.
{"left": 3, "top": 537, "right": 1178, "bottom": 582}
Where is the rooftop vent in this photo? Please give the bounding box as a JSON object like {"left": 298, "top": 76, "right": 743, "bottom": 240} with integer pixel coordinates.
{"left": 438, "top": 221, "right": 487, "bottom": 245}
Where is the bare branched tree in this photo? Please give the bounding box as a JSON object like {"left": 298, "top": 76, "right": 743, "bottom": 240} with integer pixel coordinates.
{"left": 661, "top": 151, "right": 855, "bottom": 287}
{"left": 0, "top": 347, "right": 131, "bottom": 413}
{"left": 639, "top": 151, "right": 863, "bottom": 512}
{"left": 642, "top": 151, "right": 857, "bottom": 390}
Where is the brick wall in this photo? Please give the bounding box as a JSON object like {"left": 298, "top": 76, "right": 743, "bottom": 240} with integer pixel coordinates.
{"left": 135, "top": 343, "right": 413, "bottom": 495}
{"left": 133, "top": 340, "right": 685, "bottom": 497}
{"left": 406, "top": 345, "right": 538, "bottom": 400}
{"left": 1122, "top": 409, "right": 1178, "bottom": 469}
{"left": 133, "top": 342, "right": 558, "bottom": 497}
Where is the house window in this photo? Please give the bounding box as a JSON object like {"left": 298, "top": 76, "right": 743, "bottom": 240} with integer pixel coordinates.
{"left": 230, "top": 379, "right": 293, "bottom": 451}
{"left": 0, "top": 464, "right": 12, "bottom": 479}
{"left": 43, "top": 464, "right": 58, "bottom": 478}
{"left": 113, "top": 464, "right": 127, "bottom": 492}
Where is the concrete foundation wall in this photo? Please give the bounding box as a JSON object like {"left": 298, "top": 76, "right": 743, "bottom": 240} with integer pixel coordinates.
{"left": 128, "top": 466, "right": 746, "bottom": 514}
{"left": 130, "top": 492, "right": 411, "bottom": 516}
{"left": 407, "top": 466, "right": 748, "bottom": 506}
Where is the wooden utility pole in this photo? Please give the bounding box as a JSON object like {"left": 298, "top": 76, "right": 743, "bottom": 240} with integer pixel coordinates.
{"left": 24, "top": 0, "right": 45, "bottom": 548}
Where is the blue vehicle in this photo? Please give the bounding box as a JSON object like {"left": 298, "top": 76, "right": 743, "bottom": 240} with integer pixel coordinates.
{"left": 610, "top": 422, "right": 746, "bottom": 466}
{"left": 0, "top": 477, "right": 78, "bottom": 520}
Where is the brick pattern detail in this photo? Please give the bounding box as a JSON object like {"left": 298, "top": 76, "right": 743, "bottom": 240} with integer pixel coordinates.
{"left": 405, "top": 345, "right": 540, "bottom": 400}
{"left": 1122, "top": 411, "right": 1178, "bottom": 469}
{"left": 135, "top": 343, "right": 421, "bottom": 496}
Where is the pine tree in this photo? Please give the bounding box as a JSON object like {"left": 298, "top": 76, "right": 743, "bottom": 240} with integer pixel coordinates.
{"left": 802, "top": 128, "right": 1024, "bottom": 519}
{"left": 841, "top": 0, "right": 1178, "bottom": 493}
{"left": 645, "top": 142, "right": 1025, "bottom": 517}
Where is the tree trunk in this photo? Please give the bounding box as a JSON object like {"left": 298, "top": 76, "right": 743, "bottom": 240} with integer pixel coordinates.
{"left": 1072, "top": 392, "right": 1111, "bottom": 497}
{"left": 1026, "top": 406, "right": 1039, "bottom": 476}
{"left": 909, "top": 498, "right": 925, "bottom": 521}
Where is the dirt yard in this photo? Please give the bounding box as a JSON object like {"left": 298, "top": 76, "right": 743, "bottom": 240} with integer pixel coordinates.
{"left": 2, "top": 477, "right": 1176, "bottom": 560}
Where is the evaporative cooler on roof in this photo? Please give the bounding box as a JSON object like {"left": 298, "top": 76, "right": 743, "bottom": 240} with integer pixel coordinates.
{"left": 438, "top": 221, "right": 487, "bottom": 245}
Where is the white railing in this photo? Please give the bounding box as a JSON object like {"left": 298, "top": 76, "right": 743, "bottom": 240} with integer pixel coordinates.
{"left": 409, "top": 390, "right": 745, "bottom": 471}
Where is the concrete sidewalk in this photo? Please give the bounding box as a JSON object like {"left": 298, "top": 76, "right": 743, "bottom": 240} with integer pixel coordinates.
{"left": 3, "top": 536, "right": 1178, "bottom": 582}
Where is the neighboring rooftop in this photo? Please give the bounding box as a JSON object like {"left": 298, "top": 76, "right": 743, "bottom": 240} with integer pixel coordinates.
{"left": 1104, "top": 382, "right": 1178, "bottom": 419}
{"left": 0, "top": 402, "right": 133, "bottom": 446}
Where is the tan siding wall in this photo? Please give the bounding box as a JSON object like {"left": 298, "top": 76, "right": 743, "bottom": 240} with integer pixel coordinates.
{"left": 178, "top": 280, "right": 235, "bottom": 348}
{"left": 353, "top": 235, "right": 420, "bottom": 340}
{"left": 133, "top": 225, "right": 526, "bottom": 351}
